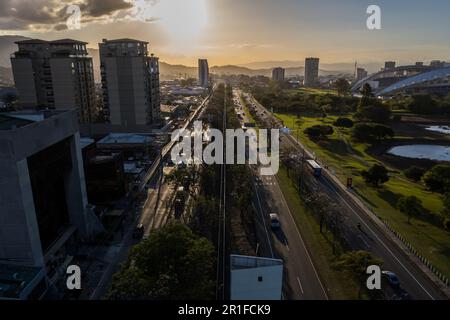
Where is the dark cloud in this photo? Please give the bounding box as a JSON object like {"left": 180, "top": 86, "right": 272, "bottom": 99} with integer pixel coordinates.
{"left": 0, "top": 0, "right": 135, "bottom": 31}
{"left": 81, "top": 0, "right": 133, "bottom": 17}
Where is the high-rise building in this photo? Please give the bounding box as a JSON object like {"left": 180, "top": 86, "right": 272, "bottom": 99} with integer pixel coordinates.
{"left": 304, "top": 57, "right": 319, "bottom": 87}
{"left": 0, "top": 109, "right": 100, "bottom": 299}
{"left": 198, "top": 59, "right": 209, "bottom": 87}
{"left": 272, "top": 67, "right": 285, "bottom": 82}
{"left": 430, "top": 60, "right": 445, "bottom": 68}
{"left": 99, "top": 38, "right": 160, "bottom": 128}
{"left": 10, "top": 39, "right": 97, "bottom": 123}
{"left": 356, "top": 68, "right": 368, "bottom": 81}
{"left": 384, "top": 61, "right": 396, "bottom": 70}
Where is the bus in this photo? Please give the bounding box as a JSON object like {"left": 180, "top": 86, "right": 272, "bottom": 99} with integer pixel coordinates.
{"left": 306, "top": 159, "right": 322, "bottom": 178}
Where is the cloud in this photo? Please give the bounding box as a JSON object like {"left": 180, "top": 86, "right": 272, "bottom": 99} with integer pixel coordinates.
{"left": 0, "top": 0, "right": 138, "bottom": 32}
{"left": 80, "top": 0, "right": 133, "bottom": 17}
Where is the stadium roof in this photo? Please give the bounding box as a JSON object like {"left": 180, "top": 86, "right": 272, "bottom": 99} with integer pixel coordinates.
{"left": 378, "top": 66, "right": 450, "bottom": 96}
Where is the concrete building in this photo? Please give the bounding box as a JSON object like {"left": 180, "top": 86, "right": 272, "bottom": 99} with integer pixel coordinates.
{"left": 198, "top": 59, "right": 209, "bottom": 87}
{"left": 99, "top": 38, "right": 161, "bottom": 128}
{"left": 356, "top": 68, "right": 368, "bottom": 81}
{"left": 0, "top": 109, "right": 100, "bottom": 299}
{"left": 384, "top": 61, "right": 396, "bottom": 70}
{"left": 272, "top": 67, "right": 285, "bottom": 82}
{"left": 10, "top": 39, "right": 97, "bottom": 123}
{"left": 304, "top": 57, "right": 320, "bottom": 87}
{"left": 230, "top": 255, "right": 283, "bottom": 300}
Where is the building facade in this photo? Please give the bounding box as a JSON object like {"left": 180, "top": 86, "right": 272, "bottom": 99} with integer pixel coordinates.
{"left": 198, "top": 59, "right": 209, "bottom": 88}
{"left": 99, "top": 38, "right": 161, "bottom": 128}
{"left": 356, "top": 68, "right": 368, "bottom": 81}
{"left": 272, "top": 67, "right": 285, "bottom": 82}
{"left": 10, "top": 39, "right": 97, "bottom": 123}
{"left": 304, "top": 57, "right": 319, "bottom": 87}
{"left": 0, "top": 109, "right": 100, "bottom": 298}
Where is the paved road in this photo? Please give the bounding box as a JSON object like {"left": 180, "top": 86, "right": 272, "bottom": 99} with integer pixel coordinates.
{"left": 245, "top": 91, "right": 448, "bottom": 300}
{"left": 232, "top": 89, "right": 327, "bottom": 300}
{"left": 252, "top": 167, "right": 328, "bottom": 300}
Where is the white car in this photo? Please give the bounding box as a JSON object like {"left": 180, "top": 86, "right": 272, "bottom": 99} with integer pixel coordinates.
{"left": 270, "top": 213, "right": 281, "bottom": 229}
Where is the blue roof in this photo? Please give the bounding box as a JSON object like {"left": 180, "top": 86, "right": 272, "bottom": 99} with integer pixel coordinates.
{"left": 378, "top": 66, "right": 450, "bottom": 96}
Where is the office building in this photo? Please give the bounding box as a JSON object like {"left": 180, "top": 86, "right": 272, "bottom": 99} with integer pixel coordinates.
{"left": 356, "top": 68, "right": 368, "bottom": 81}
{"left": 0, "top": 109, "right": 100, "bottom": 299}
{"left": 272, "top": 67, "right": 285, "bottom": 82}
{"left": 304, "top": 57, "right": 319, "bottom": 87}
{"left": 99, "top": 38, "right": 161, "bottom": 128}
{"left": 384, "top": 61, "right": 396, "bottom": 70}
{"left": 198, "top": 59, "right": 209, "bottom": 87}
{"left": 10, "top": 39, "right": 97, "bottom": 123}
{"left": 430, "top": 60, "right": 445, "bottom": 68}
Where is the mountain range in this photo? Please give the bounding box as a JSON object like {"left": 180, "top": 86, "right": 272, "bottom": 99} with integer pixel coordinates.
{"left": 0, "top": 35, "right": 367, "bottom": 85}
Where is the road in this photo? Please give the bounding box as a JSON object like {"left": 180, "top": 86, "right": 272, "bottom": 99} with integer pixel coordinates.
{"left": 244, "top": 91, "right": 449, "bottom": 300}
{"left": 232, "top": 89, "right": 328, "bottom": 300}
{"left": 88, "top": 89, "right": 214, "bottom": 299}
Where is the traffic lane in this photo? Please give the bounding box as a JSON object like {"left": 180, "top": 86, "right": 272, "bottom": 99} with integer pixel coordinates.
{"left": 319, "top": 173, "right": 445, "bottom": 300}
{"left": 280, "top": 131, "right": 445, "bottom": 299}
{"left": 255, "top": 172, "right": 328, "bottom": 300}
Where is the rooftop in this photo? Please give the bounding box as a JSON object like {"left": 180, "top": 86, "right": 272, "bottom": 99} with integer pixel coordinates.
{"left": 97, "top": 133, "right": 152, "bottom": 145}
{"left": 101, "top": 38, "right": 149, "bottom": 44}
{"left": 0, "top": 110, "right": 66, "bottom": 130}
{"left": 15, "top": 38, "right": 88, "bottom": 45}
{"left": 230, "top": 255, "right": 283, "bottom": 270}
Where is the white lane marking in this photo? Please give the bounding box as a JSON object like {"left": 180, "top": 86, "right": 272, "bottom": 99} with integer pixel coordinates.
{"left": 321, "top": 177, "right": 435, "bottom": 300}
{"left": 358, "top": 235, "right": 371, "bottom": 249}
{"left": 284, "top": 239, "right": 290, "bottom": 251}
{"left": 297, "top": 276, "right": 304, "bottom": 294}
{"left": 253, "top": 176, "right": 274, "bottom": 259}
{"left": 273, "top": 175, "right": 329, "bottom": 300}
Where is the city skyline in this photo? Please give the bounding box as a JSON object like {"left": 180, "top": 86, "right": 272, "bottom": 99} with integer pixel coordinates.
{"left": 0, "top": 0, "right": 449, "bottom": 66}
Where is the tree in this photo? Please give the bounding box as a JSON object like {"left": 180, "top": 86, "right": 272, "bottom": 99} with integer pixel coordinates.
{"left": 361, "top": 164, "right": 389, "bottom": 187}
{"left": 397, "top": 195, "right": 423, "bottom": 223}
{"left": 107, "top": 224, "right": 215, "bottom": 300}
{"left": 442, "top": 193, "right": 450, "bottom": 217}
{"left": 407, "top": 94, "right": 440, "bottom": 114}
{"left": 351, "top": 123, "right": 394, "bottom": 144}
{"left": 333, "top": 250, "right": 383, "bottom": 298}
{"left": 403, "top": 166, "right": 426, "bottom": 182}
{"left": 333, "top": 117, "right": 354, "bottom": 128}
{"left": 355, "top": 104, "right": 391, "bottom": 123}
{"left": 334, "top": 78, "right": 351, "bottom": 96}
{"left": 304, "top": 125, "right": 334, "bottom": 140}
{"left": 423, "top": 165, "right": 450, "bottom": 193}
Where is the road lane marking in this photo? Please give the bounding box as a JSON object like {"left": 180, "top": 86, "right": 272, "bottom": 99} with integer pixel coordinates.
{"left": 253, "top": 175, "right": 274, "bottom": 259}
{"left": 321, "top": 177, "right": 435, "bottom": 300}
{"left": 297, "top": 276, "right": 304, "bottom": 294}
{"left": 272, "top": 175, "right": 329, "bottom": 300}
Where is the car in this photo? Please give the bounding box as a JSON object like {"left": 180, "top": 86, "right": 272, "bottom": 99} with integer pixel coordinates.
{"left": 133, "top": 224, "right": 145, "bottom": 239}
{"left": 382, "top": 271, "right": 400, "bottom": 288}
{"left": 270, "top": 213, "right": 281, "bottom": 229}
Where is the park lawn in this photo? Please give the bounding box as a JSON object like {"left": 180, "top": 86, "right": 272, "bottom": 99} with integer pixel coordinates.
{"left": 277, "top": 167, "right": 363, "bottom": 299}
{"left": 285, "top": 88, "right": 338, "bottom": 97}
{"left": 275, "top": 112, "right": 450, "bottom": 279}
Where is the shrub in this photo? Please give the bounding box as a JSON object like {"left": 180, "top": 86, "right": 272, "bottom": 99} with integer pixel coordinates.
{"left": 404, "top": 166, "right": 426, "bottom": 182}
{"left": 423, "top": 165, "right": 450, "bottom": 193}
{"left": 304, "top": 125, "right": 334, "bottom": 139}
{"left": 333, "top": 117, "right": 354, "bottom": 128}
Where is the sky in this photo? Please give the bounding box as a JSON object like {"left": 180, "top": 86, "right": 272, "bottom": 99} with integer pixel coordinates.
{"left": 1, "top": 0, "right": 450, "bottom": 67}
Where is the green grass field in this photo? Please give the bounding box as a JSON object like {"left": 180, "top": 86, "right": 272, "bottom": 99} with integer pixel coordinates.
{"left": 275, "top": 112, "right": 450, "bottom": 280}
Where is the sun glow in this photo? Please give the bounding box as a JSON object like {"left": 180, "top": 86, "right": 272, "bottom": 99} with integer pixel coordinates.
{"left": 152, "top": 0, "right": 208, "bottom": 43}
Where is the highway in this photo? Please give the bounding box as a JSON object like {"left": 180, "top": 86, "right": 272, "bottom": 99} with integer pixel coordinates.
{"left": 244, "top": 90, "right": 449, "bottom": 300}
{"left": 233, "top": 89, "right": 328, "bottom": 300}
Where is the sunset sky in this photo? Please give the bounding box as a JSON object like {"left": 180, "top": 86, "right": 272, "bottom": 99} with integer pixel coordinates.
{"left": 1, "top": 0, "right": 450, "bottom": 66}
